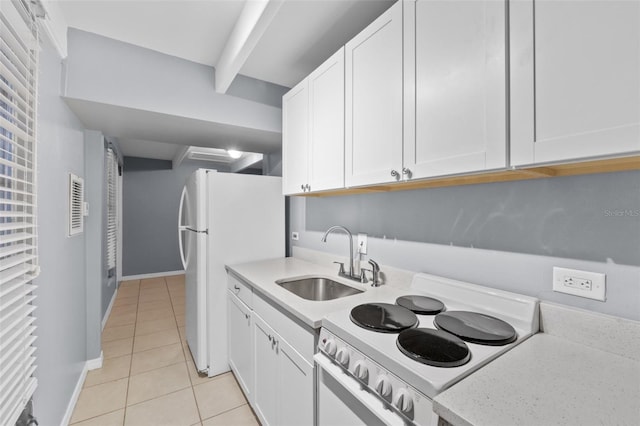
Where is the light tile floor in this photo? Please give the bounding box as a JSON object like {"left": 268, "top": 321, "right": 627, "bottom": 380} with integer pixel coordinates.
{"left": 70, "top": 275, "right": 260, "bottom": 426}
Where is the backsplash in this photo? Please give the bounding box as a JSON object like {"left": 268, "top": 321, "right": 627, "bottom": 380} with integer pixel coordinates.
{"left": 289, "top": 171, "right": 640, "bottom": 321}
{"left": 305, "top": 171, "right": 640, "bottom": 266}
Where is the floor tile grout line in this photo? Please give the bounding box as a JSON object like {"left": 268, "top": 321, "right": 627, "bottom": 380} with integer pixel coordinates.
{"left": 68, "top": 406, "right": 125, "bottom": 425}
{"left": 166, "top": 276, "right": 186, "bottom": 359}
{"left": 83, "top": 353, "right": 187, "bottom": 390}
{"left": 124, "top": 384, "right": 197, "bottom": 411}
{"left": 123, "top": 278, "right": 141, "bottom": 426}
{"left": 190, "top": 383, "right": 203, "bottom": 423}
{"left": 199, "top": 402, "right": 250, "bottom": 423}
{"left": 129, "top": 359, "right": 187, "bottom": 379}
{"left": 125, "top": 382, "right": 193, "bottom": 408}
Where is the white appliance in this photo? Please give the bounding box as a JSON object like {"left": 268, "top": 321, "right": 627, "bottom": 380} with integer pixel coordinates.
{"left": 315, "top": 273, "right": 539, "bottom": 425}
{"left": 178, "top": 169, "right": 284, "bottom": 376}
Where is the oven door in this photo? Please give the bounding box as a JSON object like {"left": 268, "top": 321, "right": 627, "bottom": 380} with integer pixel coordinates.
{"left": 315, "top": 353, "right": 411, "bottom": 426}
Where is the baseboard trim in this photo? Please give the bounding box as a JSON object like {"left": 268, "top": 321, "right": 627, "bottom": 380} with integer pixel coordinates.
{"left": 86, "top": 352, "right": 103, "bottom": 370}
{"left": 121, "top": 270, "right": 184, "bottom": 281}
{"left": 102, "top": 288, "right": 118, "bottom": 331}
{"left": 60, "top": 352, "right": 103, "bottom": 426}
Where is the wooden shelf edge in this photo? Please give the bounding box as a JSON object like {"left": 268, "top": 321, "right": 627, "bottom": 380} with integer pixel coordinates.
{"left": 295, "top": 155, "right": 640, "bottom": 198}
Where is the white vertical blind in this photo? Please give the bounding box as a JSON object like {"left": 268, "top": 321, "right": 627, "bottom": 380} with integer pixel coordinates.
{"left": 0, "top": 1, "right": 39, "bottom": 424}
{"left": 106, "top": 148, "right": 117, "bottom": 270}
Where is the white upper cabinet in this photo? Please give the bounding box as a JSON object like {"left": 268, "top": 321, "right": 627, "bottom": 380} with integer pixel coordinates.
{"left": 282, "top": 48, "right": 345, "bottom": 195}
{"left": 345, "top": 1, "right": 404, "bottom": 187}
{"left": 510, "top": 0, "right": 640, "bottom": 166}
{"left": 404, "top": 0, "right": 507, "bottom": 179}
{"left": 282, "top": 81, "right": 309, "bottom": 195}
{"left": 308, "top": 48, "right": 345, "bottom": 192}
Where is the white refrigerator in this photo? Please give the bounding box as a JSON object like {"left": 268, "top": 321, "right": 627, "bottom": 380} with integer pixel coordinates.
{"left": 178, "top": 169, "right": 284, "bottom": 377}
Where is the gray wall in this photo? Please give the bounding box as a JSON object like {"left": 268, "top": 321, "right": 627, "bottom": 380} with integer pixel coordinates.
{"left": 83, "top": 131, "right": 104, "bottom": 360}
{"left": 33, "top": 37, "right": 88, "bottom": 425}
{"left": 83, "top": 130, "right": 112, "bottom": 359}
{"left": 63, "top": 29, "right": 284, "bottom": 154}
{"left": 291, "top": 171, "right": 640, "bottom": 321}
{"left": 122, "top": 158, "right": 225, "bottom": 276}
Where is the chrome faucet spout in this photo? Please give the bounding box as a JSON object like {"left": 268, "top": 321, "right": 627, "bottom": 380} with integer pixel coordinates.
{"left": 321, "top": 225, "right": 357, "bottom": 281}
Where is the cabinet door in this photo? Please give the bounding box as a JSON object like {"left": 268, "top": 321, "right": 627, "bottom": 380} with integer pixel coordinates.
{"left": 277, "top": 336, "right": 314, "bottom": 426}
{"left": 404, "top": 0, "right": 506, "bottom": 179}
{"left": 282, "top": 80, "right": 309, "bottom": 195}
{"left": 308, "top": 47, "right": 345, "bottom": 192}
{"left": 510, "top": 0, "right": 640, "bottom": 166}
{"left": 345, "top": 1, "right": 403, "bottom": 187}
{"left": 227, "top": 292, "right": 253, "bottom": 404}
{"left": 253, "top": 313, "right": 279, "bottom": 426}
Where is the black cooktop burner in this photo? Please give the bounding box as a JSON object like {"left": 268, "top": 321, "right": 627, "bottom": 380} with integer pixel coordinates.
{"left": 396, "top": 295, "right": 445, "bottom": 315}
{"left": 350, "top": 303, "right": 419, "bottom": 333}
{"left": 396, "top": 328, "right": 470, "bottom": 367}
{"left": 434, "top": 311, "right": 517, "bottom": 346}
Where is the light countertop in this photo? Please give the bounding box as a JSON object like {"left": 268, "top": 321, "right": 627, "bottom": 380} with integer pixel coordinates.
{"left": 226, "top": 257, "right": 408, "bottom": 329}
{"left": 433, "top": 304, "right": 640, "bottom": 426}
{"left": 228, "top": 255, "right": 640, "bottom": 426}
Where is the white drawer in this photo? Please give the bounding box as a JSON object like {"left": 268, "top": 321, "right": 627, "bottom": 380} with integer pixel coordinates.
{"left": 228, "top": 274, "right": 253, "bottom": 309}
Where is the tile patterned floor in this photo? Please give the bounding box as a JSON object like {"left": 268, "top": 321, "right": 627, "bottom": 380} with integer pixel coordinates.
{"left": 70, "top": 275, "right": 260, "bottom": 426}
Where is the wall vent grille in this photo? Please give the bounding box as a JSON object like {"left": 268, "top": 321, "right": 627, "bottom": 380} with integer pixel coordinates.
{"left": 68, "top": 173, "right": 84, "bottom": 236}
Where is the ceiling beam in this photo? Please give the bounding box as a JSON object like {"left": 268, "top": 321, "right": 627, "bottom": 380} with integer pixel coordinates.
{"left": 230, "top": 153, "right": 264, "bottom": 173}
{"left": 214, "top": 0, "right": 283, "bottom": 94}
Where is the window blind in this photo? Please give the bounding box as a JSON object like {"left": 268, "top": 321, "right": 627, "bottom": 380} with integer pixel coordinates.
{"left": 106, "top": 148, "right": 117, "bottom": 270}
{"left": 0, "top": 1, "right": 39, "bottom": 424}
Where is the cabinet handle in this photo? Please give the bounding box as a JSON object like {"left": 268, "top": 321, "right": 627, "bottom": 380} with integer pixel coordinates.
{"left": 390, "top": 170, "right": 399, "bottom": 179}
{"left": 245, "top": 313, "right": 250, "bottom": 320}
{"left": 233, "top": 285, "right": 240, "bottom": 292}
{"left": 402, "top": 168, "right": 412, "bottom": 178}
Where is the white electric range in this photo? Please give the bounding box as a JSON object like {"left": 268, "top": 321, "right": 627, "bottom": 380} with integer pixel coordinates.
{"left": 315, "top": 273, "right": 539, "bottom": 426}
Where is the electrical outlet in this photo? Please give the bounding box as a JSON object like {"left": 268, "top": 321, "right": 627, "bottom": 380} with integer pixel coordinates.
{"left": 553, "top": 267, "right": 606, "bottom": 301}
{"left": 357, "top": 233, "right": 368, "bottom": 255}
{"left": 291, "top": 231, "right": 299, "bottom": 241}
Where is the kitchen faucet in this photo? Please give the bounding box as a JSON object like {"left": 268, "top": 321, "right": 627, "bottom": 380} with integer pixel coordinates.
{"left": 362, "top": 259, "right": 381, "bottom": 287}
{"left": 321, "top": 225, "right": 361, "bottom": 282}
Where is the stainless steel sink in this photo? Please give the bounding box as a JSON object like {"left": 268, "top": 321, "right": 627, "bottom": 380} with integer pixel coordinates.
{"left": 275, "top": 276, "right": 363, "bottom": 301}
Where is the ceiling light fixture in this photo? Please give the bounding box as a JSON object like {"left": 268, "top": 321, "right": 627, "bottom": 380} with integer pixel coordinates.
{"left": 227, "top": 149, "right": 243, "bottom": 159}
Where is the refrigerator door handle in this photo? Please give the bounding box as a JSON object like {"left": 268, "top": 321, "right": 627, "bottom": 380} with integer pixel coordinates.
{"left": 178, "top": 186, "right": 188, "bottom": 270}
{"left": 185, "top": 227, "right": 208, "bottom": 234}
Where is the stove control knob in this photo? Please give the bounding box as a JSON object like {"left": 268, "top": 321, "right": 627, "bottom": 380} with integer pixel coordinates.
{"left": 393, "top": 389, "right": 413, "bottom": 413}
{"left": 323, "top": 339, "right": 337, "bottom": 357}
{"left": 335, "top": 347, "right": 350, "bottom": 367}
{"left": 374, "top": 376, "right": 392, "bottom": 398}
{"left": 353, "top": 360, "right": 368, "bottom": 381}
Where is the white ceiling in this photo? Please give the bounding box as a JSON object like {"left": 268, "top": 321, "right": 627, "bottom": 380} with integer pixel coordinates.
{"left": 58, "top": 0, "right": 245, "bottom": 68}
{"left": 58, "top": 0, "right": 394, "bottom": 88}
{"left": 56, "top": 0, "right": 395, "bottom": 161}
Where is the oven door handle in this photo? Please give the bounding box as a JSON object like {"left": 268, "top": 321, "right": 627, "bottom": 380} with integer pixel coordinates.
{"left": 314, "top": 353, "right": 407, "bottom": 426}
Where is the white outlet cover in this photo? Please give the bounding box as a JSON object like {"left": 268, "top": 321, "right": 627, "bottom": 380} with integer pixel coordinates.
{"left": 553, "top": 267, "right": 606, "bottom": 301}
{"left": 291, "top": 231, "right": 299, "bottom": 241}
{"left": 357, "top": 233, "right": 367, "bottom": 255}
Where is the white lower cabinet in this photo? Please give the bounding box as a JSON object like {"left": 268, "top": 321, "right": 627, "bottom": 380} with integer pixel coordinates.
{"left": 253, "top": 312, "right": 279, "bottom": 425}
{"left": 253, "top": 312, "right": 314, "bottom": 426}
{"left": 227, "top": 273, "right": 315, "bottom": 426}
{"left": 227, "top": 291, "right": 253, "bottom": 404}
